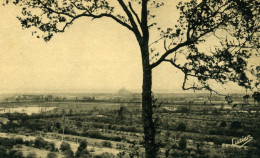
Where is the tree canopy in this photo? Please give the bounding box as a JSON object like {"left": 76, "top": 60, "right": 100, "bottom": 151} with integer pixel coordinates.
{"left": 4, "top": 0, "right": 259, "bottom": 94}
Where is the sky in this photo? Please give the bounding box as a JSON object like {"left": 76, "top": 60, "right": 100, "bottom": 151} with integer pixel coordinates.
{"left": 0, "top": 1, "right": 257, "bottom": 94}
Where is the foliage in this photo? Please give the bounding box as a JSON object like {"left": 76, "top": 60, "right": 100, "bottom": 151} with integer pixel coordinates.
{"left": 76, "top": 140, "right": 88, "bottom": 158}
{"left": 177, "top": 122, "right": 186, "bottom": 132}
{"left": 219, "top": 121, "right": 227, "bottom": 127}
{"left": 0, "top": 146, "right": 8, "bottom": 158}
{"left": 47, "top": 152, "right": 58, "bottom": 158}
{"left": 9, "top": 149, "right": 24, "bottom": 158}
{"left": 78, "top": 149, "right": 91, "bottom": 158}
{"left": 252, "top": 92, "right": 260, "bottom": 103}
{"left": 178, "top": 136, "right": 187, "bottom": 150}
{"left": 3, "top": 0, "right": 259, "bottom": 157}
{"left": 93, "top": 152, "right": 116, "bottom": 158}
{"left": 60, "top": 142, "right": 71, "bottom": 152}
{"left": 117, "top": 151, "right": 126, "bottom": 158}
{"left": 34, "top": 137, "right": 46, "bottom": 148}
{"left": 75, "top": 121, "right": 82, "bottom": 129}
{"left": 101, "top": 141, "right": 112, "bottom": 148}
{"left": 63, "top": 149, "right": 74, "bottom": 158}
{"left": 230, "top": 121, "right": 242, "bottom": 129}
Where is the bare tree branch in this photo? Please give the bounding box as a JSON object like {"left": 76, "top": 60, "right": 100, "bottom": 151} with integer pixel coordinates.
{"left": 117, "top": 0, "right": 141, "bottom": 39}
{"left": 38, "top": 0, "right": 134, "bottom": 33}
{"left": 128, "top": 2, "right": 141, "bottom": 26}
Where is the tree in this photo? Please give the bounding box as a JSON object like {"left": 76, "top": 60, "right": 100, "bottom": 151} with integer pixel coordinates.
{"left": 63, "top": 149, "right": 74, "bottom": 158}
{"left": 219, "top": 121, "right": 227, "bottom": 127}
{"left": 26, "top": 152, "right": 37, "bottom": 158}
{"left": 9, "top": 150, "right": 24, "bottom": 158}
{"left": 178, "top": 137, "right": 187, "bottom": 150}
{"left": 76, "top": 140, "right": 88, "bottom": 158}
{"left": 47, "top": 152, "right": 58, "bottom": 158}
{"left": 4, "top": 0, "right": 259, "bottom": 157}
{"left": 46, "top": 142, "right": 56, "bottom": 152}
{"left": 78, "top": 149, "right": 91, "bottom": 158}
{"left": 0, "top": 146, "right": 7, "bottom": 158}
{"left": 34, "top": 137, "right": 46, "bottom": 148}
{"left": 230, "top": 121, "right": 242, "bottom": 129}
{"left": 177, "top": 122, "right": 186, "bottom": 132}
{"left": 60, "top": 142, "right": 71, "bottom": 152}
{"left": 75, "top": 121, "right": 82, "bottom": 130}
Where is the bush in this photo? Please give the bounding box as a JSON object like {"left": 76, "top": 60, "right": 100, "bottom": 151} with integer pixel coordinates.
{"left": 9, "top": 150, "right": 24, "bottom": 158}
{"left": 34, "top": 137, "right": 46, "bottom": 148}
{"left": 63, "top": 149, "right": 74, "bottom": 158}
{"left": 15, "top": 137, "right": 24, "bottom": 144}
{"left": 2, "top": 138, "right": 16, "bottom": 149}
{"left": 0, "top": 146, "right": 7, "bottom": 158}
{"left": 47, "top": 152, "right": 57, "bottom": 158}
{"left": 60, "top": 142, "right": 71, "bottom": 152}
{"left": 220, "top": 121, "right": 227, "bottom": 127}
{"left": 101, "top": 141, "right": 112, "bottom": 148}
{"left": 177, "top": 122, "right": 186, "bottom": 132}
{"left": 24, "top": 140, "right": 30, "bottom": 146}
{"left": 94, "top": 152, "right": 115, "bottom": 158}
{"left": 230, "top": 121, "right": 242, "bottom": 129}
{"left": 179, "top": 137, "right": 187, "bottom": 150}
{"left": 46, "top": 142, "right": 56, "bottom": 152}
{"left": 76, "top": 140, "right": 88, "bottom": 158}
{"left": 77, "top": 149, "right": 91, "bottom": 158}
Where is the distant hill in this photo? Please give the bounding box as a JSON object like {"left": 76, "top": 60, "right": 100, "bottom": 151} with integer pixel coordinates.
{"left": 118, "top": 87, "right": 131, "bottom": 94}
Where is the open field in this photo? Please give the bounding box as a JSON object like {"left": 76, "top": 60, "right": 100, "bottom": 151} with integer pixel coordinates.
{"left": 0, "top": 107, "right": 57, "bottom": 115}
{"left": 0, "top": 93, "right": 259, "bottom": 157}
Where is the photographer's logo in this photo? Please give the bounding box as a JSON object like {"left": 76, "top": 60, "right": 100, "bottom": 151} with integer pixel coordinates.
{"left": 232, "top": 135, "right": 253, "bottom": 148}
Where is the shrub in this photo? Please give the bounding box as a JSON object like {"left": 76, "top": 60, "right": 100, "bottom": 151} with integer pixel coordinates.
{"left": 101, "top": 141, "right": 112, "bottom": 148}
{"left": 94, "top": 152, "right": 115, "bottom": 158}
{"left": 179, "top": 137, "right": 187, "bottom": 150}
{"left": 220, "top": 121, "right": 227, "bottom": 127}
{"left": 47, "top": 152, "right": 57, "bottom": 158}
{"left": 76, "top": 140, "right": 88, "bottom": 158}
{"left": 60, "top": 142, "right": 71, "bottom": 152}
{"left": 46, "top": 142, "right": 56, "bottom": 152}
{"left": 34, "top": 137, "right": 46, "bottom": 148}
{"left": 9, "top": 150, "right": 24, "bottom": 158}
{"left": 63, "top": 149, "right": 74, "bottom": 158}
{"left": 0, "top": 146, "right": 7, "bottom": 158}
{"left": 15, "top": 137, "right": 24, "bottom": 144}
{"left": 24, "top": 140, "right": 30, "bottom": 146}
{"left": 177, "top": 122, "right": 186, "bottom": 132}
{"left": 230, "top": 121, "right": 242, "bottom": 129}
{"left": 77, "top": 149, "right": 91, "bottom": 158}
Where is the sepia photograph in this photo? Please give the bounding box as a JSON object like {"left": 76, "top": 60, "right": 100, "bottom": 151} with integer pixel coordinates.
{"left": 0, "top": 0, "right": 259, "bottom": 157}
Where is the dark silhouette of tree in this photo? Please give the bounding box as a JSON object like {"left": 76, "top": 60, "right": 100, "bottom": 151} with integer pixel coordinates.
{"left": 63, "top": 149, "right": 74, "bottom": 158}
{"left": 252, "top": 92, "right": 260, "bottom": 104}
{"left": 220, "top": 121, "right": 227, "bottom": 127}
{"left": 75, "top": 121, "right": 82, "bottom": 130}
{"left": 178, "top": 136, "right": 187, "bottom": 150}
{"left": 0, "top": 146, "right": 7, "bottom": 158}
{"left": 34, "top": 137, "right": 46, "bottom": 149}
{"left": 230, "top": 121, "right": 242, "bottom": 129}
{"left": 47, "top": 152, "right": 58, "bottom": 158}
{"left": 177, "top": 122, "right": 186, "bottom": 132}
{"left": 60, "top": 142, "right": 71, "bottom": 152}
{"left": 3, "top": 0, "right": 259, "bottom": 157}
{"left": 75, "top": 140, "right": 88, "bottom": 158}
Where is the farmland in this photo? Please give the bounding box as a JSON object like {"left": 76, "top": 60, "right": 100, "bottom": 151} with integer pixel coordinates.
{"left": 0, "top": 93, "right": 259, "bottom": 158}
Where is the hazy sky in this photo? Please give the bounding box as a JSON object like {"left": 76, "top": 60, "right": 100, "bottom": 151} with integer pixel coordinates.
{"left": 0, "top": 1, "right": 257, "bottom": 94}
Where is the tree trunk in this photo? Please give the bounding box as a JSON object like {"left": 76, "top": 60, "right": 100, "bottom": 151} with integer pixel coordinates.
{"left": 141, "top": 44, "right": 157, "bottom": 158}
